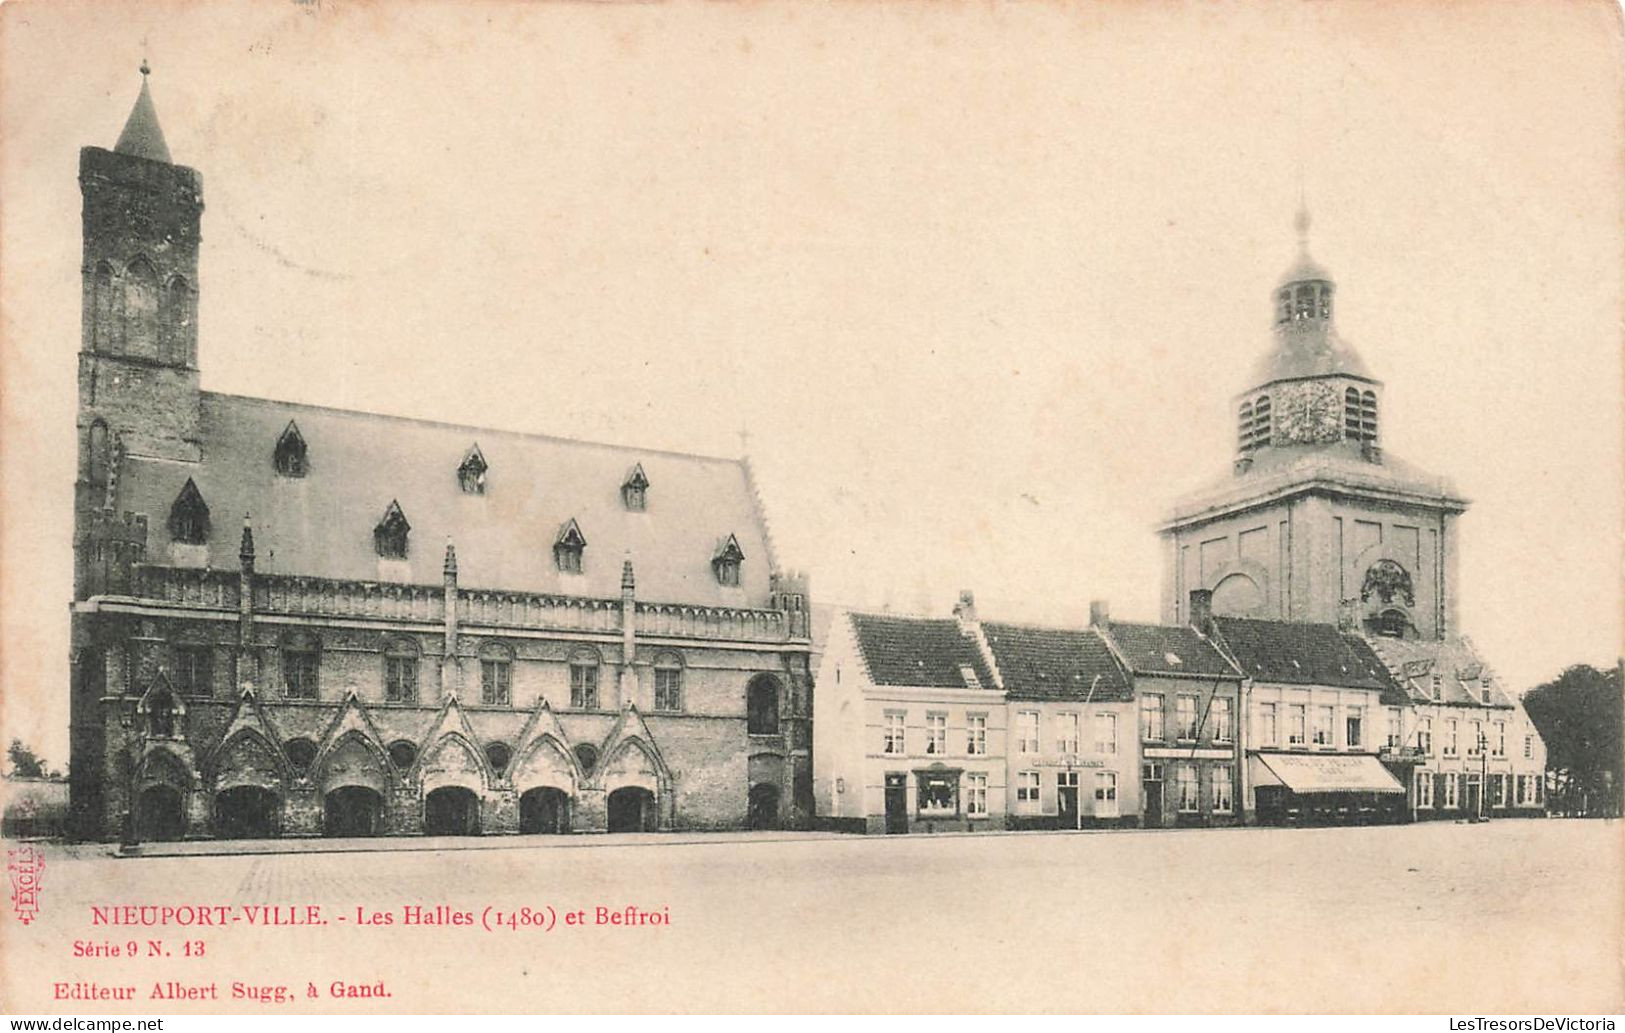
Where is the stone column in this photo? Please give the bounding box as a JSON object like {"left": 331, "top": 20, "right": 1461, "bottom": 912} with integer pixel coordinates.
{"left": 618, "top": 558, "right": 637, "bottom": 709}
{"left": 442, "top": 541, "right": 460, "bottom": 697}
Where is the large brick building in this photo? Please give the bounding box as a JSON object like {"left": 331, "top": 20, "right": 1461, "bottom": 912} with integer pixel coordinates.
{"left": 68, "top": 70, "right": 814, "bottom": 841}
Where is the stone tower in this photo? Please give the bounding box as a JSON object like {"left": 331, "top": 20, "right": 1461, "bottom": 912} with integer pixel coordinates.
{"left": 1159, "top": 209, "right": 1468, "bottom": 641}
{"left": 75, "top": 64, "right": 204, "bottom": 598}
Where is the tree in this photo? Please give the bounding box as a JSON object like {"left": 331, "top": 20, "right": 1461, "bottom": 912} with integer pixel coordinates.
{"left": 1524, "top": 663, "right": 1623, "bottom": 817}
{"left": 6, "top": 739, "right": 47, "bottom": 779}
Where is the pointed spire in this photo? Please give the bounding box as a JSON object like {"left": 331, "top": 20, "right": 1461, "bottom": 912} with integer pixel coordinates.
{"left": 238, "top": 514, "right": 256, "bottom": 564}
{"left": 443, "top": 537, "right": 458, "bottom": 577}
{"left": 621, "top": 554, "right": 636, "bottom": 594}
{"left": 114, "top": 60, "right": 173, "bottom": 164}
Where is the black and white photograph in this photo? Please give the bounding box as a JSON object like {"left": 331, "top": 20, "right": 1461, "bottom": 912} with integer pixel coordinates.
{"left": 0, "top": 0, "right": 1620, "bottom": 1018}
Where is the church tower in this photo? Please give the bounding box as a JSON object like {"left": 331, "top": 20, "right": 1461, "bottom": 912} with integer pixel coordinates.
{"left": 75, "top": 63, "right": 204, "bottom": 598}
{"left": 1159, "top": 210, "right": 1468, "bottom": 641}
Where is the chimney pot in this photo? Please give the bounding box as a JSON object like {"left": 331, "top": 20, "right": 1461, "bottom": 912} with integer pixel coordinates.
{"left": 953, "top": 589, "right": 978, "bottom": 628}
{"left": 1089, "top": 599, "right": 1110, "bottom": 627}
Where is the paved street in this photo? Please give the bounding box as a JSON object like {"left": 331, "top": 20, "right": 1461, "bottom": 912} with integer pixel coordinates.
{"left": 3, "top": 819, "right": 1620, "bottom": 1013}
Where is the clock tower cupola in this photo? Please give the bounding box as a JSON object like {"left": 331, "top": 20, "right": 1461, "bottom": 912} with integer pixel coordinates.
{"left": 1235, "top": 207, "right": 1382, "bottom": 467}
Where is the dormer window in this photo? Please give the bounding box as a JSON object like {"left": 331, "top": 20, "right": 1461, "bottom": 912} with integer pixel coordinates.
{"left": 274, "top": 420, "right": 308, "bottom": 478}
{"left": 374, "top": 500, "right": 410, "bottom": 559}
{"left": 458, "top": 444, "right": 488, "bottom": 495}
{"left": 554, "top": 518, "right": 586, "bottom": 574}
{"left": 712, "top": 534, "right": 745, "bottom": 587}
{"left": 622, "top": 463, "right": 649, "bottom": 511}
{"left": 167, "top": 477, "right": 210, "bottom": 544}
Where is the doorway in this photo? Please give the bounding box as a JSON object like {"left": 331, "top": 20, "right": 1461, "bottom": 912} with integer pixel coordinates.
{"left": 884, "top": 773, "right": 908, "bottom": 834}
{"left": 214, "top": 786, "right": 279, "bottom": 839}
{"left": 1142, "top": 764, "right": 1164, "bottom": 828}
{"left": 607, "top": 787, "right": 656, "bottom": 833}
{"left": 137, "top": 785, "right": 186, "bottom": 842}
{"left": 424, "top": 786, "right": 481, "bottom": 836}
{"left": 519, "top": 787, "right": 570, "bottom": 834}
{"left": 1057, "top": 771, "right": 1080, "bottom": 828}
{"left": 748, "top": 783, "right": 781, "bottom": 830}
{"left": 324, "top": 786, "right": 385, "bottom": 837}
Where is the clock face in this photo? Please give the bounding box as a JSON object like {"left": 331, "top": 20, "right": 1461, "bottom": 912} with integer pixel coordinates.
{"left": 1274, "top": 381, "right": 1342, "bottom": 445}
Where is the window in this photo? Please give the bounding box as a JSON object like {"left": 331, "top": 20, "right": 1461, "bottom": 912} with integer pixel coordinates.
{"left": 1288, "top": 704, "right": 1307, "bottom": 746}
{"left": 1140, "top": 695, "right": 1165, "bottom": 742}
{"left": 569, "top": 650, "right": 599, "bottom": 709}
{"left": 1417, "top": 770, "right": 1434, "bottom": 808}
{"left": 915, "top": 772, "right": 956, "bottom": 815}
{"left": 1056, "top": 712, "right": 1080, "bottom": 755}
{"left": 458, "top": 444, "right": 487, "bottom": 495}
{"left": 1016, "top": 771, "right": 1040, "bottom": 804}
{"left": 124, "top": 256, "right": 159, "bottom": 356}
{"left": 1534, "top": 778, "right": 1544, "bottom": 805}
{"left": 1258, "top": 702, "right": 1278, "bottom": 747}
{"left": 1385, "top": 708, "right": 1401, "bottom": 749}
{"left": 925, "top": 713, "right": 947, "bottom": 756}
{"left": 1094, "top": 771, "right": 1117, "bottom": 803}
{"left": 966, "top": 714, "right": 987, "bottom": 756}
{"left": 1176, "top": 695, "right": 1199, "bottom": 741}
{"left": 1237, "top": 400, "right": 1255, "bottom": 453}
{"left": 1430, "top": 674, "right": 1442, "bottom": 701}
{"left": 1344, "top": 387, "right": 1362, "bottom": 441}
{"left": 957, "top": 664, "right": 982, "bottom": 690}
{"left": 1371, "top": 610, "right": 1409, "bottom": 639}
{"left": 1016, "top": 711, "right": 1039, "bottom": 754}
{"left": 1176, "top": 765, "right": 1200, "bottom": 813}
{"left": 1524, "top": 734, "right": 1533, "bottom": 760}
{"left": 1313, "top": 705, "right": 1334, "bottom": 746}
{"left": 175, "top": 646, "right": 212, "bottom": 699}
{"left": 1445, "top": 719, "right": 1458, "bottom": 756}
{"left": 1211, "top": 765, "right": 1233, "bottom": 813}
{"left": 1480, "top": 680, "right": 1492, "bottom": 705}
{"left": 1468, "top": 720, "right": 1482, "bottom": 757}
{"left": 385, "top": 641, "right": 420, "bottom": 704}
{"left": 574, "top": 743, "right": 598, "bottom": 776}
{"left": 1494, "top": 721, "right": 1506, "bottom": 757}
{"left": 622, "top": 463, "right": 649, "bottom": 511}
{"left": 712, "top": 533, "right": 745, "bottom": 587}
{"left": 883, "top": 712, "right": 905, "bottom": 755}
{"left": 965, "top": 773, "right": 988, "bottom": 817}
{"left": 373, "top": 500, "right": 410, "bottom": 559}
{"left": 1094, "top": 713, "right": 1117, "bottom": 755}
{"left": 653, "top": 654, "right": 683, "bottom": 713}
{"left": 555, "top": 519, "right": 586, "bottom": 574}
{"left": 1360, "top": 390, "right": 1378, "bottom": 444}
{"left": 388, "top": 740, "right": 417, "bottom": 772}
{"left": 747, "top": 675, "right": 780, "bottom": 734}
{"left": 1418, "top": 717, "right": 1433, "bottom": 756}
{"left": 1346, "top": 707, "right": 1363, "bottom": 749}
{"left": 285, "top": 738, "right": 318, "bottom": 774}
{"left": 1443, "top": 773, "right": 1459, "bottom": 809}
{"left": 1491, "top": 773, "right": 1507, "bottom": 807}
{"left": 1211, "top": 697, "right": 1233, "bottom": 743}
{"left": 480, "top": 658, "right": 511, "bottom": 707}
{"left": 167, "top": 479, "right": 210, "bottom": 545}
{"left": 282, "top": 634, "right": 319, "bottom": 700}
{"left": 486, "top": 742, "right": 512, "bottom": 776}
{"left": 273, "top": 420, "right": 307, "bottom": 477}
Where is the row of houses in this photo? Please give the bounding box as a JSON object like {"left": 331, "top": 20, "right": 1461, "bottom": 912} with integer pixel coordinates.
{"left": 813, "top": 590, "right": 1547, "bottom": 833}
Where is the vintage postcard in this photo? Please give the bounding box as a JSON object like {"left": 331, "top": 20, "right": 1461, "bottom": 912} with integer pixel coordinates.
{"left": 1, "top": 0, "right": 1621, "bottom": 1017}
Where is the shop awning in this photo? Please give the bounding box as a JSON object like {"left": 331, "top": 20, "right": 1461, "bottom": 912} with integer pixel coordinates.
{"left": 1255, "top": 752, "right": 1407, "bottom": 795}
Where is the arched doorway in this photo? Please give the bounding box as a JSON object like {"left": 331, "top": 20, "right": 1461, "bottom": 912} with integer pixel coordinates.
{"left": 607, "top": 787, "right": 656, "bottom": 833}
{"left": 519, "top": 787, "right": 570, "bottom": 834}
{"left": 748, "top": 783, "right": 781, "bottom": 830}
{"left": 324, "top": 786, "right": 385, "bottom": 838}
{"left": 214, "top": 786, "right": 280, "bottom": 839}
{"left": 424, "top": 786, "right": 481, "bottom": 836}
{"left": 137, "top": 785, "right": 185, "bottom": 842}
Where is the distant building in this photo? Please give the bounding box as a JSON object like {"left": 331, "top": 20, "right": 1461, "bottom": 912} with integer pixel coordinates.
{"left": 813, "top": 595, "right": 1138, "bottom": 833}
{"left": 1158, "top": 207, "right": 1547, "bottom": 819}
{"left": 68, "top": 69, "right": 813, "bottom": 842}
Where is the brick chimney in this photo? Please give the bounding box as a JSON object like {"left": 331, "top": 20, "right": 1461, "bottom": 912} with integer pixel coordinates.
{"left": 1089, "top": 599, "right": 1110, "bottom": 627}
{"left": 1188, "top": 589, "right": 1214, "bottom": 631}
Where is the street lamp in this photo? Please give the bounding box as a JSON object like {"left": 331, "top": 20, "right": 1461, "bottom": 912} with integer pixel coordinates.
{"left": 1477, "top": 730, "right": 1489, "bottom": 822}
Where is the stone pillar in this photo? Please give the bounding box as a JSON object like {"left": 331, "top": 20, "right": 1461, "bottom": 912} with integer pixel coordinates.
{"left": 283, "top": 784, "right": 323, "bottom": 837}
{"left": 618, "top": 558, "right": 637, "bottom": 709}
{"left": 442, "top": 541, "right": 460, "bottom": 697}
{"left": 485, "top": 789, "right": 519, "bottom": 835}
{"left": 574, "top": 788, "right": 607, "bottom": 832}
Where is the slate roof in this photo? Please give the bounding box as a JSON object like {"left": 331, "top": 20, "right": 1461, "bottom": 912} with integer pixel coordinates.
{"left": 981, "top": 622, "right": 1131, "bottom": 702}
{"left": 1102, "top": 622, "right": 1241, "bottom": 679}
{"left": 117, "top": 392, "right": 776, "bottom": 607}
{"left": 1362, "top": 635, "right": 1517, "bottom": 710}
{"left": 1210, "top": 617, "right": 1403, "bottom": 701}
{"left": 848, "top": 613, "right": 997, "bottom": 691}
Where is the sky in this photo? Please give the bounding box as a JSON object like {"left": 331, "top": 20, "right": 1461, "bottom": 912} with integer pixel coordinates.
{"left": 2, "top": 1, "right": 1621, "bottom": 769}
